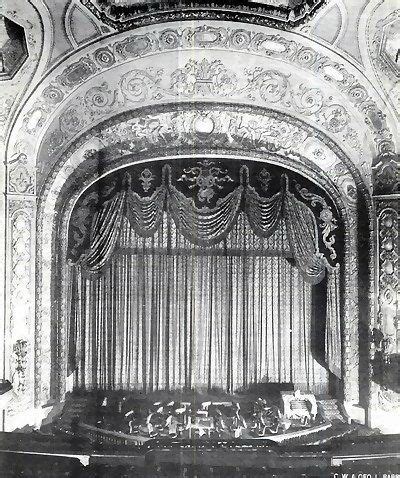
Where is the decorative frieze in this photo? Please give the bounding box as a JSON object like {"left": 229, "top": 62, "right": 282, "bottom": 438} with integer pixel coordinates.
{"left": 10, "top": 23, "right": 394, "bottom": 197}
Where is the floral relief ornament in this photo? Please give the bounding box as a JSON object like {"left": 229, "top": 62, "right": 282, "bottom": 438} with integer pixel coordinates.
{"left": 39, "top": 59, "right": 360, "bottom": 161}
{"left": 170, "top": 59, "right": 237, "bottom": 97}
{"left": 17, "top": 25, "right": 394, "bottom": 166}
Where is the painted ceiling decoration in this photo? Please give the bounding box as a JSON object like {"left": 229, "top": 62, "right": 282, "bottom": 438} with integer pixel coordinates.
{"left": 0, "top": 15, "right": 28, "bottom": 81}
{"left": 80, "top": 0, "right": 328, "bottom": 30}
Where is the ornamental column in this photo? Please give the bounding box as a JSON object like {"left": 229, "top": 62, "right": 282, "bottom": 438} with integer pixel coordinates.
{"left": 369, "top": 154, "right": 400, "bottom": 433}
{"left": 3, "top": 152, "right": 37, "bottom": 431}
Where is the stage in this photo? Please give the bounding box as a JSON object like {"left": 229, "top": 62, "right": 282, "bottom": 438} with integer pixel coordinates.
{"left": 50, "top": 387, "right": 369, "bottom": 447}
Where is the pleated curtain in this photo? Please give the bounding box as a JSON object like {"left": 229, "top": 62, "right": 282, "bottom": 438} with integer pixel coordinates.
{"left": 69, "top": 214, "right": 329, "bottom": 394}
{"left": 67, "top": 165, "right": 340, "bottom": 394}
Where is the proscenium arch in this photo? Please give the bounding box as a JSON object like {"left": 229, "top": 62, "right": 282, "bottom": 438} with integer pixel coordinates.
{"left": 33, "top": 103, "right": 371, "bottom": 410}
{"left": 55, "top": 153, "right": 350, "bottom": 395}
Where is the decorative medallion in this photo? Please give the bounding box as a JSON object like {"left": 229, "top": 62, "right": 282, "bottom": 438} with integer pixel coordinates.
{"left": 178, "top": 159, "right": 234, "bottom": 203}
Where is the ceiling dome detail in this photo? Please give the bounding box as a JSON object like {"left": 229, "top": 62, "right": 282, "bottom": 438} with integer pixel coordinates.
{"left": 80, "top": 0, "right": 328, "bottom": 30}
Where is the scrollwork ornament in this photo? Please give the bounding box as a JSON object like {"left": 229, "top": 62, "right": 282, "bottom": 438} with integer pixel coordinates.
{"left": 120, "top": 69, "right": 163, "bottom": 102}
{"left": 295, "top": 184, "right": 338, "bottom": 261}
{"left": 84, "top": 82, "right": 117, "bottom": 113}
{"left": 290, "top": 84, "right": 324, "bottom": 115}
{"left": 8, "top": 153, "right": 35, "bottom": 195}
{"left": 12, "top": 339, "right": 28, "bottom": 394}
{"left": 93, "top": 47, "right": 115, "bottom": 67}
{"left": 244, "top": 68, "right": 289, "bottom": 103}
{"left": 322, "top": 105, "right": 350, "bottom": 133}
{"left": 377, "top": 207, "right": 399, "bottom": 328}
{"left": 59, "top": 104, "right": 87, "bottom": 135}
{"left": 159, "top": 29, "right": 180, "bottom": 50}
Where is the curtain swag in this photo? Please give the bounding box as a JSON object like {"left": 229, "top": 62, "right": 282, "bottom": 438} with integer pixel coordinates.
{"left": 76, "top": 165, "right": 334, "bottom": 285}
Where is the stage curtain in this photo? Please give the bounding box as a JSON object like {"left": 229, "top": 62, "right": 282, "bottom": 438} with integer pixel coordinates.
{"left": 168, "top": 184, "right": 243, "bottom": 246}
{"left": 68, "top": 166, "right": 340, "bottom": 390}
{"left": 69, "top": 214, "right": 329, "bottom": 394}
{"left": 76, "top": 167, "right": 327, "bottom": 284}
{"left": 80, "top": 192, "right": 126, "bottom": 272}
{"left": 283, "top": 189, "right": 327, "bottom": 285}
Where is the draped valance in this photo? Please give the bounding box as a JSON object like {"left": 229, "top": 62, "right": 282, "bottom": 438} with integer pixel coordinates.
{"left": 74, "top": 165, "right": 334, "bottom": 285}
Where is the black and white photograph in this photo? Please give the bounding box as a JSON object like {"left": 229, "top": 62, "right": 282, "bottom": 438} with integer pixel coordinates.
{"left": 0, "top": 0, "right": 399, "bottom": 476}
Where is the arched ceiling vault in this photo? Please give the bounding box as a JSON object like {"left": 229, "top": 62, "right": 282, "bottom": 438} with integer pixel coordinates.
{"left": 6, "top": 19, "right": 399, "bottom": 198}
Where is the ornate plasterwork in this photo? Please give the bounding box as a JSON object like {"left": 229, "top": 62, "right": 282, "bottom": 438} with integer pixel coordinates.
{"left": 32, "top": 54, "right": 371, "bottom": 191}
{"left": 32, "top": 104, "right": 362, "bottom": 405}
{"left": 80, "top": 0, "right": 328, "bottom": 30}
{"left": 366, "top": 7, "right": 400, "bottom": 195}
{"left": 8, "top": 153, "right": 35, "bottom": 195}
{"left": 6, "top": 198, "right": 35, "bottom": 410}
{"left": 8, "top": 22, "right": 397, "bottom": 196}
{"left": 377, "top": 204, "right": 399, "bottom": 335}
{"left": 372, "top": 200, "right": 400, "bottom": 411}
